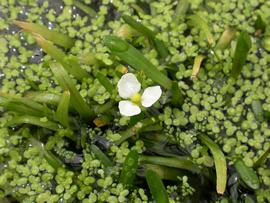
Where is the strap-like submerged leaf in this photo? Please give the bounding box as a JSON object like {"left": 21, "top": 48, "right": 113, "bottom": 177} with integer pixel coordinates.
{"left": 234, "top": 159, "right": 260, "bottom": 190}
{"left": 96, "top": 72, "right": 114, "bottom": 94}
{"left": 32, "top": 34, "right": 89, "bottom": 81}
{"left": 49, "top": 62, "right": 95, "bottom": 120}
{"left": 104, "top": 36, "right": 172, "bottom": 89}
{"left": 6, "top": 115, "right": 60, "bottom": 131}
{"left": 56, "top": 91, "right": 70, "bottom": 128}
{"left": 189, "top": 13, "right": 214, "bottom": 45}
{"left": 230, "top": 31, "right": 251, "bottom": 78}
{"left": 90, "top": 144, "right": 113, "bottom": 168}
{"left": 122, "top": 15, "right": 169, "bottom": 58}
{"left": 0, "top": 92, "right": 55, "bottom": 121}
{"left": 198, "top": 134, "right": 227, "bottom": 194}
{"left": 119, "top": 150, "right": 139, "bottom": 186}
{"left": 140, "top": 155, "right": 201, "bottom": 173}
{"left": 215, "top": 27, "right": 236, "bottom": 50}
{"left": 13, "top": 20, "right": 75, "bottom": 49}
{"left": 146, "top": 169, "right": 170, "bottom": 203}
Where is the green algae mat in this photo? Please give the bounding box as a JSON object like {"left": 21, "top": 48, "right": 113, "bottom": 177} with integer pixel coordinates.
{"left": 0, "top": 0, "right": 270, "bottom": 202}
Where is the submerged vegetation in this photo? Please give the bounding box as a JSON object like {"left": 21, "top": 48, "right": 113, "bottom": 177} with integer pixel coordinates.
{"left": 0, "top": 0, "right": 270, "bottom": 202}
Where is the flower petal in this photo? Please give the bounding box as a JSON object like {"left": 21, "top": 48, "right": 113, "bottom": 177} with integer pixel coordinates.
{"left": 117, "top": 73, "right": 141, "bottom": 99}
{"left": 141, "top": 86, "right": 162, "bottom": 107}
{"left": 119, "top": 101, "right": 141, "bottom": 116}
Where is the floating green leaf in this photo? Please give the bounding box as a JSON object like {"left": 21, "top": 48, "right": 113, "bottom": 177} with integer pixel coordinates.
{"left": 198, "top": 134, "right": 227, "bottom": 194}
{"left": 104, "top": 36, "right": 172, "bottom": 89}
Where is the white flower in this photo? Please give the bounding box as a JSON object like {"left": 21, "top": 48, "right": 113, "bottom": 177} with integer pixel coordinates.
{"left": 117, "top": 73, "right": 162, "bottom": 116}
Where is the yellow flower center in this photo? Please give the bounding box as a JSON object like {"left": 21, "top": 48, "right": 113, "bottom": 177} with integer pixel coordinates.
{"left": 131, "top": 93, "right": 141, "bottom": 105}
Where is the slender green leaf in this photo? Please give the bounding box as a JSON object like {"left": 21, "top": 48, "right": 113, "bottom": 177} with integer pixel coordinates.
{"left": 215, "top": 27, "right": 236, "bottom": 50}
{"left": 254, "top": 146, "right": 270, "bottom": 168}
{"left": 32, "top": 34, "right": 89, "bottom": 81}
{"left": 122, "top": 15, "right": 169, "bottom": 58}
{"left": 146, "top": 169, "right": 170, "bottom": 203}
{"left": 120, "top": 150, "right": 139, "bottom": 186}
{"left": 191, "top": 55, "right": 204, "bottom": 80}
{"left": 30, "top": 138, "right": 64, "bottom": 170}
{"left": 13, "top": 20, "right": 74, "bottom": 49}
{"left": 49, "top": 62, "right": 95, "bottom": 119}
{"left": 6, "top": 115, "right": 60, "bottom": 131}
{"left": 90, "top": 144, "right": 113, "bottom": 167}
{"left": 96, "top": 72, "right": 113, "bottom": 94}
{"left": 234, "top": 159, "right": 260, "bottom": 190}
{"left": 0, "top": 92, "right": 55, "bottom": 120}
{"left": 139, "top": 164, "right": 188, "bottom": 181}
{"left": 198, "top": 134, "right": 227, "bottom": 194}
{"left": 254, "top": 15, "right": 266, "bottom": 33}
{"left": 189, "top": 13, "right": 214, "bottom": 45}
{"left": 104, "top": 36, "right": 172, "bottom": 89}
{"left": 56, "top": 91, "right": 70, "bottom": 128}
{"left": 25, "top": 92, "right": 61, "bottom": 105}
{"left": 174, "top": 0, "right": 190, "bottom": 24}
{"left": 73, "top": 0, "right": 97, "bottom": 17}
{"left": 251, "top": 100, "right": 264, "bottom": 122}
{"left": 140, "top": 155, "right": 200, "bottom": 173}
{"left": 230, "top": 31, "right": 251, "bottom": 78}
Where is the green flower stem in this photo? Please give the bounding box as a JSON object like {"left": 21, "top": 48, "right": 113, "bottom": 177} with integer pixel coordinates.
{"left": 33, "top": 34, "right": 89, "bottom": 81}
{"left": 122, "top": 15, "right": 168, "bottom": 58}
{"left": 145, "top": 169, "right": 170, "bottom": 203}
{"left": 140, "top": 155, "right": 201, "bottom": 173}
{"left": 230, "top": 31, "right": 251, "bottom": 79}
{"left": 104, "top": 36, "right": 172, "bottom": 89}
{"left": 49, "top": 62, "right": 95, "bottom": 120}
{"left": 13, "top": 20, "right": 75, "bottom": 49}
{"left": 198, "top": 134, "right": 227, "bottom": 194}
